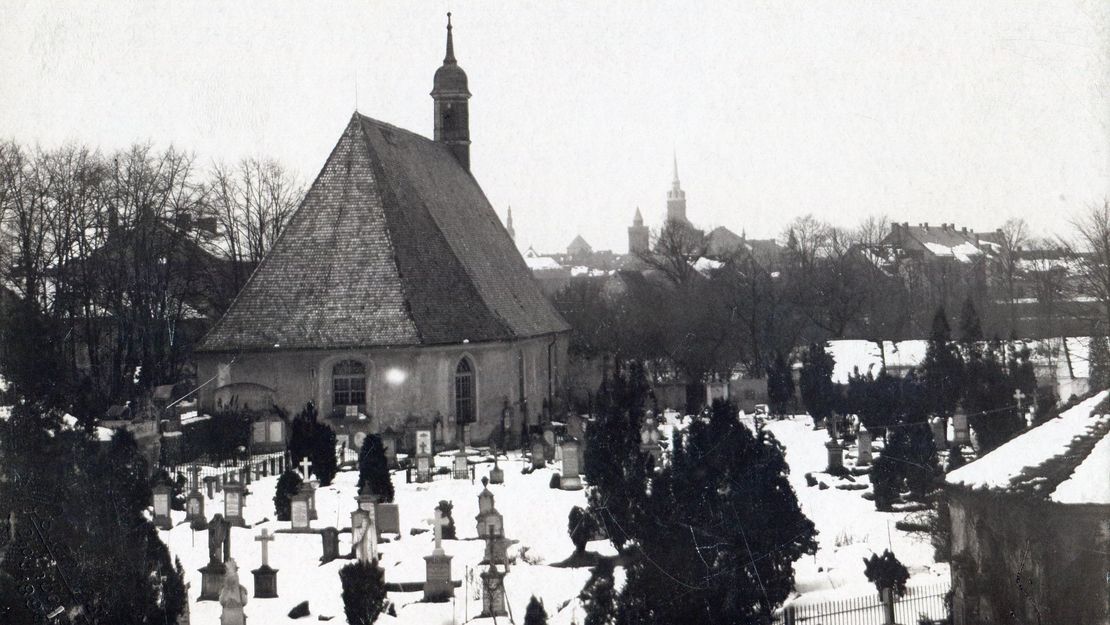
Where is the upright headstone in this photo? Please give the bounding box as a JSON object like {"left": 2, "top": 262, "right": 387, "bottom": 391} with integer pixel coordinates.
{"left": 542, "top": 426, "right": 556, "bottom": 461}
{"left": 186, "top": 489, "right": 206, "bottom": 522}
{"left": 290, "top": 491, "right": 311, "bottom": 531}
{"left": 252, "top": 528, "right": 278, "bottom": 598}
{"left": 479, "top": 566, "right": 508, "bottom": 617}
{"left": 482, "top": 535, "right": 511, "bottom": 567}
{"left": 530, "top": 436, "right": 546, "bottom": 469}
{"left": 489, "top": 457, "right": 504, "bottom": 485}
{"left": 423, "top": 508, "right": 454, "bottom": 602}
{"left": 152, "top": 482, "right": 173, "bottom": 530}
{"left": 375, "top": 502, "right": 400, "bottom": 536}
{"left": 218, "top": 558, "right": 248, "bottom": 625}
{"left": 856, "top": 427, "right": 873, "bottom": 466}
{"left": 223, "top": 477, "right": 247, "bottom": 527}
{"left": 380, "top": 428, "right": 399, "bottom": 469}
{"left": 953, "top": 410, "right": 970, "bottom": 445}
{"left": 930, "top": 417, "right": 947, "bottom": 451}
{"left": 825, "top": 439, "right": 843, "bottom": 472}
{"left": 559, "top": 438, "right": 583, "bottom": 490}
{"left": 452, "top": 449, "right": 469, "bottom": 480}
{"left": 198, "top": 514, "right": 230, "bottom": 601}
{"left": 320, "top": 527, "right": 340, "bottom": 564}
{"left": 415, "top": 426, "right": 434, "bottom": 482}
{"left": 475, "top": 480, "right": 504, "bottom": 539}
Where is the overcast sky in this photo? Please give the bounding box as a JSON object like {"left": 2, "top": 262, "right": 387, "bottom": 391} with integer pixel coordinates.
{"left": 2, "top": 1, "right": 1108, "bottom": 253}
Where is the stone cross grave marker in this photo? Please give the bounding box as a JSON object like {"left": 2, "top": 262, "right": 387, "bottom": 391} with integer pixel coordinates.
{"left": 299, "top": 457, "right": 312, "bottom": 481}
{"left": 1013, "top": 389, "right": 1026, "bottom": 412}
{"left": 255, "top": 528, "right": 274, "bottom": 566}
{"left": 426, "top": 508, "right": 449, "bottom": 555}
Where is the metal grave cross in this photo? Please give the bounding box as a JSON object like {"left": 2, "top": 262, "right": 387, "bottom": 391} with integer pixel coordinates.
{"left": 255, "top": 528, "right": 275, "bottom": 567}
{"left": 1013, "top": 389, "right": 1026, "bottom": 411}
{"left": 299, "top": 457, "right": 312, "bottom": 481}
{"left": 425, "top": 508, "right": 449, "bottom": 553}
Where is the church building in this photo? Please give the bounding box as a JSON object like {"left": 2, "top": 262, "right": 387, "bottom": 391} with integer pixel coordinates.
{"left": 194, "top": 15, "right": 570, "bottom": 447}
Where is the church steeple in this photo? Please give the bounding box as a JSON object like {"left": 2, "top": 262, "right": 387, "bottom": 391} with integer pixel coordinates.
{"left": 431, "top": 12, "right": 472, "bottom": 171}
{"left": 506, "top": 205, "right": 516, "bottom": 241}
{"left": 628, "top": 206, "right": 649, "bottom": 254}
{"left": 666, "top": 152, "right": 687, "bottom": 223}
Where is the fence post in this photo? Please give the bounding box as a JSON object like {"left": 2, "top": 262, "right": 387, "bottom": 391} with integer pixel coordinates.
{"left": 881, "top": 588, "right": 895, "bottom": 625}
{"left": 783, "top": 605, "right": 795, "bottom": 625}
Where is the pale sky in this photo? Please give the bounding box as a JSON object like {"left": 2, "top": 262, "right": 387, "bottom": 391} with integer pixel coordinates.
{"left": 2, "top": 1, "right": 1108, "bottom": 253}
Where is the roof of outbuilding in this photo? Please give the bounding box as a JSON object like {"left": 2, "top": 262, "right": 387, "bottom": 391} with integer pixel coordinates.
{"left": 198, "top": 113, "right": 568, "bottom": 353}
{"left": 946, "top": 390, "right": 1110, "bottom": 504}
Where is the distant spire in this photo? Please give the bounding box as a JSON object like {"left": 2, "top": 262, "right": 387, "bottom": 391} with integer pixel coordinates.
{"left": 672, "top": 150, "right": 679, "bottom": 185}
{"left": 444, "top": 12, "right": 456, "bottom": 64}
{"left": 633, "top": 207, "right": 643, "bottom": 226}
{"left": 506, "top": 205, "right": 516, "bottom": 241}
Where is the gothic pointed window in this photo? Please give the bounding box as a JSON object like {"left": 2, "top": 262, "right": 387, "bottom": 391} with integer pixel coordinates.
{"left": 455, "top": 358, "right": 475, "bottom": 424}
{"left": 333, "top": 360, "right": 367, "bottom": 408}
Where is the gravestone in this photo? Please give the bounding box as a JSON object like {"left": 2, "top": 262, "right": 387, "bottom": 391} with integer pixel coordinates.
{"left": 542, "top": 426, "right": 556, "bottom": 461}
{"left": 186, "top": 490, "right": 205, "bottom": 522}
{"left": 198, "top": 514, "right": 231, "bottom": 601}
{"left": 952, "top": 410, "right": 970, "bottom": 445}
{"left": 380, "top": 428, "right": 399, "bottom": 469}
{"left": 356, "top": 486, "right": 378, "bottom": 513}
{"left": 204, "top": 476, "right": 216, "bottom": 499}
{"left": 530, "top": 437, "right": 546, "bottom": 469}
{"left": 930, "top": 417, "right": 947, "bottom": 450}
{"left": 219, "top": 558, "right": 248, "bottom": 625}
{"left": 290, "top": 491, "right": 311, "bottom": 531}
{"left": 559, "top": 438, "right": 583, "bottom": 490}
{"left": 452, "top": 449, "right": 469, "bottom": 480}
{"left": 639, "top": 416, "right": 663, "bottom": 463}
{"left": 857, "top": 427, "right": 873, "bottom": 466}
{"left": 320, "top": 527, "right": 340, "bottom": 564}
{"left": 475, "top": 480, "right": 504, "bottom": 539}
{"left": 489, "top": 457, "right": 504, "bottom": 485}
{"left": 252, "top": 528, "right": 278, "bottom": 598}
{"left": 415, "top": 454, "right": 434, "bottom": 483}
{"left": 223, "top": 477, "right": 247, "bottom": 527}
{"left": 825, "top": 440, "right": 843, "bottom": 472}
{"left": 151, "top": 482, "right": 173, "bottom": 530}
{"left": 351, "top": 510, "right": 378, "bottom": 563}
{"left": 479, "top": 567, "right": 508, "bottom": 617}
{"left": 423, "top": 508, "right": 453, "bottom": 602}
{"left": 481, "top": 535, "right": 511, "bottom": 566}
{"left": 375, "top": 502, "right": 400, "bottom": 536}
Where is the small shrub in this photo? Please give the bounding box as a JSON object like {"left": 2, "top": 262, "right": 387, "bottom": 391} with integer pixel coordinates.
{"left": 568, "top": 506, "right": 596, "bottom": 553}
{"left": 273, "top": 469, "right": 302, "bottom": 521}
{"left": 863, "top": 549, "right": 910, "bottom": 597}
{"left": 339, "top": 560, "right": 386, "bottom": 625}
{"left": 518, "top": 545, "right": 544, "bottom": 566}
{"left": 523, "top": 595, "right": 548, "bottom": 625}
{"left": 436, "top": 500, "right": 456, "bottom": 540}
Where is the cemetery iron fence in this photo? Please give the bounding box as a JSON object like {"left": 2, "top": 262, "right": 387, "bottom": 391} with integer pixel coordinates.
{"left": 772, "top": 583, "right": 950, "bottom": 625}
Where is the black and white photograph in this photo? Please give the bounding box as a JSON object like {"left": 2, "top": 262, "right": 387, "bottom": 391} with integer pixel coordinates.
{"left": 1, "top": 2, "right": 1108, "bottom": 624}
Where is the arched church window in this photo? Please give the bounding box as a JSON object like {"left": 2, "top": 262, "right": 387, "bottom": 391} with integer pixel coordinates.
{"left": 333, "top": 360, "right": 366, "bottom": 407}
{"left": 455, "top": 358, "right": 475, "bottom": 423}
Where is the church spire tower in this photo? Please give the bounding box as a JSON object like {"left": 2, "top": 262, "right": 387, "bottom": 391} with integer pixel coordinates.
{"left": 506, "top": 205, "right": 516, "bottom": 241}
{"left": 666, "top": 152, "right": 687, "bottom": 223}
{"left": 431, "top": 13, "right": 472, "bottom": 171}
{"left": 628, "top": 206, "right": 649, "bottom": 254}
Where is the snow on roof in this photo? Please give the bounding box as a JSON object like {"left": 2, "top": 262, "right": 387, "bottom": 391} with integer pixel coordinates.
{"left": 1051, "top": 429, "right": 1110, "bottom": 504}
{"left": 692, "top": 257, "right": 723, "bottom": 274}
{"left": 922, "top": 241, "right": 981, "bottom": 263}
{"left": 946, "top": 391, "right": 1109, "bottom": 496}
{"left": 524, "top": 255, "right": 564, "bottom": 271}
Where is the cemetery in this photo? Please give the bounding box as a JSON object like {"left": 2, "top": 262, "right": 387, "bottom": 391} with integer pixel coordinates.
{"left": 150, "top": 409, "right": 959, "bottom": 624}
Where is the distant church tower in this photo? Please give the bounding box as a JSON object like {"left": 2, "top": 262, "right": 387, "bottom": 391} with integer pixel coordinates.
{"left": 666, "top": 153, "right": 687, "bottom": 224}
{"left": 431, "top": 13, "right": 471, "bottom": 171}
{"left": 506, "top": 205, "right": 516, "bottom": 241}
{"left": 628, "top": 207, "right": 649, "bottom": 253}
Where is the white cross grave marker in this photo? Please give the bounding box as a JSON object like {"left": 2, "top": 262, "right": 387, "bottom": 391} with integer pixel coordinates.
{"left": 299, "top": 457, "right": 312, "bottom": 481}
{"left": 255, "top": 528, "right": 275, "bottom": 567}
{"left": 425, "top": 508, "right": 449, "bottom": 555}
{"left": 1013, "top": 389, "right": 1026, "bottom": 412}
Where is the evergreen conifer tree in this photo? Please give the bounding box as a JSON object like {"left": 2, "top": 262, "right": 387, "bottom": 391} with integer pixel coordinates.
{"left": 524, "top": 595, "right": 549, "bottom": 625}
{"left": 863, "top": 549, "right": 910, "bottom": 597}
{"left": 799, "top": 342, "right": 837, "bottom": 428}
{"left": 568, "top": 506, "right": 596, "bottom": 554}
{"left": 766, "top": 352, "right": 795, "bottom": 416}
{"left": 921, "top": 308, "right": 963, "bottom": 418}
{"left": 273, "top": 469, "right": 303, "bottom": 521}
{"left": 579, "top": 559, "right": 617, "bottom": 625}
{"left": 958, "top": 296, "right": 983, "bottom": 344}
{"left": 357, "top": 434, "right": 395, "bottom": 502}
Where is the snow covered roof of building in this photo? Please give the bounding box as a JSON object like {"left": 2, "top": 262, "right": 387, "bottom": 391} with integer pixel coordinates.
{"left": 946, "top": 390, "right": 1110, "bottom": 503}
{"left": 524, "top": 255, "right": 565, "bottom": 271}
{"left": 198, "top": 113, "right": 568, "bottom": 352}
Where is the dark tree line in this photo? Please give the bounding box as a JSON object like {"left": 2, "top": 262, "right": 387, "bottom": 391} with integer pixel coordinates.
{"left": 0, "top": 141, "right": 302, "bottom": 414}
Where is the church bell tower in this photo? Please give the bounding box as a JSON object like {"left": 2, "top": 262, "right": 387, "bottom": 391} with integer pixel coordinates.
{"left": 666, "top": 153, "right": 687, "bottom": 224}
{"left": 431, "top": 13, "right": 472, "bottom": 171}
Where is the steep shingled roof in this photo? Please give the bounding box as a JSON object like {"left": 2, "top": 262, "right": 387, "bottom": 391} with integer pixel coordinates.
{"left": 198, "top": 113, "right": 568, "bottom": 352}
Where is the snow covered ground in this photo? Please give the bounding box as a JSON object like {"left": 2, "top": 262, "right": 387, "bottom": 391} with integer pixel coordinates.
{"left": 763, "top": 417, "right": 949, "bottom": 607}
{"left": 162, "top": 416, "right": 945, "bottom": 623}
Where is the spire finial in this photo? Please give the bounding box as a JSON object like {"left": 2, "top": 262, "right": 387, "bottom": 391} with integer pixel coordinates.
{"left": 444, "top": 12, "right": 456, "bottom": 64}
{"left": 672, "top": 150, "right": 679, "bottom": 185}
